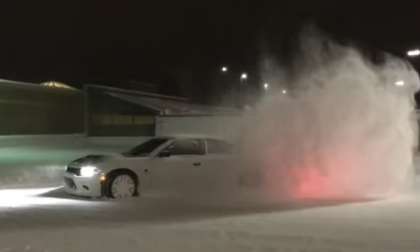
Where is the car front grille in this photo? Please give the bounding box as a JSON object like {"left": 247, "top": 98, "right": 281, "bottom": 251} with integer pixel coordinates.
{"left": 66, "top": 166, "right": 81, "bottom": 176}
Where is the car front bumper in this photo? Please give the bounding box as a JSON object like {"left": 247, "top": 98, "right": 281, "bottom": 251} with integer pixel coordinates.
{"left": 63, "top": 172, "right": 103, "bottom": 197}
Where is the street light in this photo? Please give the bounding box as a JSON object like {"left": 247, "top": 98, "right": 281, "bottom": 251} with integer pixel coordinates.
{"left": 238, "top": 73, "right": 248, "bottom": 109}
{"left": 221, "top": 66, "right": 228, "bottom": 72}
{"left": 282, "top": 89, "right": 287, "bottom": 94}
{"left": 407, "top": 49, "right": 420, "bottom": 57}
{"left": 263, "top": 83, "right": 269, "bottom": 91}
{"left": 395, "top": 80, "right": 405, "bottom": 86}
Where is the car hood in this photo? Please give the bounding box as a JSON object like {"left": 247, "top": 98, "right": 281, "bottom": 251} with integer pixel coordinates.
{"left": 68, "top": 153, "right": 151, "bottom": 167}
{"left": 69, "top": 154, "right": 117, "bottom": 167}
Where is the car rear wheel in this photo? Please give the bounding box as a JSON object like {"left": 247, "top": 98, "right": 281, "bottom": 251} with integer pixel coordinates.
{"left": 106, "top": 172, "right": 138, "bottom": 199}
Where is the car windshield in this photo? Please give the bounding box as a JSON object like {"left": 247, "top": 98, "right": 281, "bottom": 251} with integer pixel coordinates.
{"left": 122, "top": 138, "right": 170, "bottom": 157}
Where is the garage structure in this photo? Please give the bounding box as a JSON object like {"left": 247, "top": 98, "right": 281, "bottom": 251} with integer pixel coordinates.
{"left": 84, "top": 84, "right": 241, "bottom": 138}
{"left": 0, "top": 79, "right": 240, "bottom": 137}
{"left": 0, "top": 79, "right": 83, "bottom": 135}
{"left": 1, "top": 79, "right": 420, "bottom": 145}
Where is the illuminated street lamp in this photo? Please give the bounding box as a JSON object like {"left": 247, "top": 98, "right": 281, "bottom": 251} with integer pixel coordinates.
{"left": 282, "top": 89, "right": 287, "bottom": 94}
{"left": 238, "top": 72, "right": 248, "bottom": 109}
{"left": 263, "top": 83, "right": 269, "bottom": 91}
{"left": 221, "top": 66, "right": 228, "bottom": 72}
{"left": 395, "top": 80, "right": 405, "bottom": 86}
{"left": 407, "top": 49, "right": 420, "bottom": 57}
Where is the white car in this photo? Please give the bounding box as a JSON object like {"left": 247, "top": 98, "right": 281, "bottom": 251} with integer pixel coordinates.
{"left": 64, "top": 136, "right": 236, "bottom": 198}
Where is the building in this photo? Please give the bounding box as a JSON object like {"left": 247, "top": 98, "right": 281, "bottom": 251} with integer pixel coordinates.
{"left": 0, "top": 79, "right": 83, "bottom": 134}
{"left": 84, "top": 84, "right": 240, "bottom": 138}
{"left": 0, "top": 79, "right": 240, "bottom": 138}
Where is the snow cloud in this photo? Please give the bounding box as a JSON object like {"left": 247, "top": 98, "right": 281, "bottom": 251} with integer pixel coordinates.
{"left": 240, "top": 30, "right": 420, "bottom": 200}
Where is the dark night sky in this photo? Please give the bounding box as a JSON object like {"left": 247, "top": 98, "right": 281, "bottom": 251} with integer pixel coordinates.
{"left": 0, "top": 1, "right": 419, "bottom": 101}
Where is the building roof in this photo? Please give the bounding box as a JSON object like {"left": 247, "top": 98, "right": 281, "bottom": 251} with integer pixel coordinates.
{"left": 105, "top": 91, "right": 239, "bottom": 116}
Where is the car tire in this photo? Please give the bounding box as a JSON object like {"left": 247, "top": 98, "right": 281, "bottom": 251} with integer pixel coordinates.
{"left": 105, "top": 171, "right": 139, "bottom": 199}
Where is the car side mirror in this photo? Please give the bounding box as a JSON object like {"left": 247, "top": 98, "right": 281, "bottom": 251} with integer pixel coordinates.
{"left": 158, "top": 150, "right": 171, "bottom": 158}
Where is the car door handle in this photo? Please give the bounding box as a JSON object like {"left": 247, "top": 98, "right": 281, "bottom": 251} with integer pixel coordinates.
{"left": 193, "top": 162, "right": 201, "bottom": 167}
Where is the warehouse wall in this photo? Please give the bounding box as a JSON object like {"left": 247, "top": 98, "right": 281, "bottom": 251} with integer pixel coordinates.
{"left": 0, "top": 82, "right": 83, "bottom": 134}
{"left": 0, "top": 82, "right": 242, "bottom": 138}
{"left": 85, "top": 87, "right": 156, "bottom": 136}
{"left": 155, "top": 115, "right": 242, "bottom": 141}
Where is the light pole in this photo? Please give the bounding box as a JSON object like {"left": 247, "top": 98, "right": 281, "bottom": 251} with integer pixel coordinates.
{"left": 218, "top": 65, "right": 230, "bottom": 105}
{"left": 239, "top": 72, "right": 248, "bottom": 108}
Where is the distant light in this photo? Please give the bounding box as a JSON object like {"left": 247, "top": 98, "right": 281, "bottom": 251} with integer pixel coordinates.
{"left": 395, "top": 80, "right": 405, "bottom": 86}
{"left": 407, "top": 49, "right": 420, "bottom": 57}
{"left": 263, "top": 83, "right": 269, "bottom": 90}
{"left": 282, "top": 89, "right": 287, "bottom": 94}
{"left": 221, "top": 66, "right": 228, "bottom": 72}
{"left": 40, "top": 81, "right": 76, "bottom": 90}
{"left": 240, "top": 73, "right": 248, "bottom": 80}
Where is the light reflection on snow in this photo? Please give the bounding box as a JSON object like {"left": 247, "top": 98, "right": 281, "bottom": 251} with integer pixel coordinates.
{"left": 0, "top": 187, "right": 89, "bottom": 208}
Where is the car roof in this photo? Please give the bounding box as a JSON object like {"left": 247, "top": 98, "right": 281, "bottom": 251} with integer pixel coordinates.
{"left": 155, "top": 135, "right": 229, "bottom": 142}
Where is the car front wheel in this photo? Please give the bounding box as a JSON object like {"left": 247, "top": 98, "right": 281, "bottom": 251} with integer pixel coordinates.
{"left": 106, "top": 172, "right": 138, "bottom": 199}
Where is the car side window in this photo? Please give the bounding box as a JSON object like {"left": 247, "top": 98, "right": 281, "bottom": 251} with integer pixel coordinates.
{"left": 166, "top": 139, "right": 205, "bottom": 155}
{"left": 206, "top": 139, "right": 233, "bottom": 154}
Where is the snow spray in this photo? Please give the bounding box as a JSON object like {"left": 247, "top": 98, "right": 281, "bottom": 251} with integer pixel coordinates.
{"left": 239, "top": 30, "right": 420, "bottom": 199}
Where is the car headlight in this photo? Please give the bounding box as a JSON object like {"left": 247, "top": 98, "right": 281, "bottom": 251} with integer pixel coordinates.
{"left": 80, "top": 166, "right": 101, "bottom": 177}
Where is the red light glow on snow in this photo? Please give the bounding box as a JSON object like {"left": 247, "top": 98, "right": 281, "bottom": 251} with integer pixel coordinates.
{"left": 292, "top": 168, "right": 331, "bottom": 199}
{"left": 261, "top": 148, "right": 368, "bottom": 200}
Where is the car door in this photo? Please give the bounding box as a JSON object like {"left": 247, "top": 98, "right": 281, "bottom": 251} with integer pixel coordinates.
{"left": 148, "top": 138, "right": 206, "bottom": 194}
{"left": 118, "top": 138, "right": 171, "bottom": 192}
{"left": 198, "top": 139, "right": 237, "bottom": 194}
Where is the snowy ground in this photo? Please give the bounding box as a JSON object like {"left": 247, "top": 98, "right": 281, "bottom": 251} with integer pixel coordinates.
{"left": 1, "top": 136, "right": 420, "bottom": 252}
